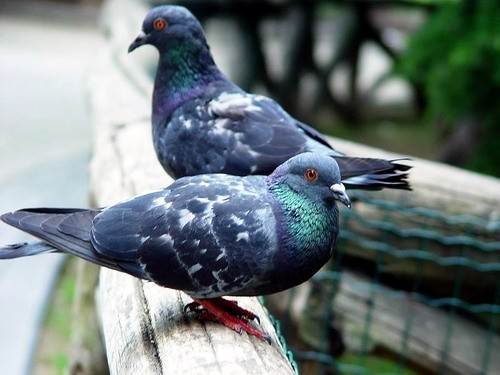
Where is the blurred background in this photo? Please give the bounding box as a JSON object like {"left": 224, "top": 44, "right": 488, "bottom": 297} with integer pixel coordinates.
{"left": 0, "top": 0, "right": 100, "bottom": 373}
{"left": 0, "top": 0, "right": 499, "bottom": 374}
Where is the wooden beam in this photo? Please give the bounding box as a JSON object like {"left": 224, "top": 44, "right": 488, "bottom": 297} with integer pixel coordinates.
{"left": 97, "top": 270, "right": 294, "bottom": 374}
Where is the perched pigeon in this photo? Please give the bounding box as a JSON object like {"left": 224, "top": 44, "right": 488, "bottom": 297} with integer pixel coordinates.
{"left": 128, "top": 5, "right": 410, "bottom": 190}
{"left": 0, "top": 153, "right": 350, "bottom": 341}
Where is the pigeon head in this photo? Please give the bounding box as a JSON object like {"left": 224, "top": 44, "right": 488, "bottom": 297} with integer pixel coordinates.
{"left": 267, "top": 153, "right": 351, "bottom": 208}
{"left": 128, "top": 6, "right": 210, "bottom": 55}
{"left": 129, "top": 5, "right": 223, "bottom": 118}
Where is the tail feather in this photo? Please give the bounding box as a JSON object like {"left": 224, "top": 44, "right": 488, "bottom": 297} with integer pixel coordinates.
{"left": 0, "top": 209, "right": 148, "bottom": 280}
{"left": 333, "top": 156, "right": 411, "bottom": 191}
{"left": 0, "top": 241, "right": 58, "bottom": 259}
{"left": 1, "top": 209, "right": 98, "bottom": 257}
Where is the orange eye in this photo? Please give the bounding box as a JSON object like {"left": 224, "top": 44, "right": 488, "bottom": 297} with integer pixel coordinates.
{"left": 153, "top": 18, "right": 167, "bottom": 31}
{"left": 304, "top": 168, "right": 319, "bottom": 182}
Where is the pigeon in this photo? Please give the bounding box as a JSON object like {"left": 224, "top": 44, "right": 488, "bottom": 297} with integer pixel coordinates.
{"left": 128, "top": 5, "right": 410, "bottom": 190}
{"left": 0, "top": 153, "right": 350, "bottom": 342}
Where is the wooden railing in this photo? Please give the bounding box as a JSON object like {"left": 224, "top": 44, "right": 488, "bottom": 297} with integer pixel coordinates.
{"left": 88, "top": 2, "right": 295, "bottom": 373}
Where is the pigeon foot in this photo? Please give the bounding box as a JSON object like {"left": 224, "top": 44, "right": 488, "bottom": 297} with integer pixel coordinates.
{"left": 186, "top": 297, "right": 270, "bottom": 343}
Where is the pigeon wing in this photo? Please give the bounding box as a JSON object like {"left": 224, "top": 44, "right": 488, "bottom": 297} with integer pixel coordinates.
{"left": 91, "top": 175, "right": 277, "bottom": 298}
{"left": 165, "top": 93, "right": 312, "bottom": 176}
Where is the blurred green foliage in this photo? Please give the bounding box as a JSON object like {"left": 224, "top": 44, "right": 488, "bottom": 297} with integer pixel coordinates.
{"left": 34, "top": 259, "right": 76, "bottom": 374}
{"left": 398, "top": 0, "right": 500, "bottom": 176}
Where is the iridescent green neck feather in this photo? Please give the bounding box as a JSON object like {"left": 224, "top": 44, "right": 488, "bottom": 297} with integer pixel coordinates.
{"left": 161, "top": 44, "right": 206, "bottom": 92}
{"left": 269, "top": 183, "right": 338, "bottom": 259}
{"left": 153, "top": 40, "right": 223, "bottom": 122}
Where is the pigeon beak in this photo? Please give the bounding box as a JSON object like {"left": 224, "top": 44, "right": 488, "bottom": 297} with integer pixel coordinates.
{"left": 330, "top": 183, "right": 351, "bottom": 208}
{"left": 128, "top": 30, "right": 149, "bottom": 53}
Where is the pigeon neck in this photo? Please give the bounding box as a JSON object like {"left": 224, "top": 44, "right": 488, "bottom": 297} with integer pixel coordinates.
{"left": 153, "top": 42, "right": 223, "bottom": 119}
{"left": 267, "top": 181, "right": 339, "bottom": 256}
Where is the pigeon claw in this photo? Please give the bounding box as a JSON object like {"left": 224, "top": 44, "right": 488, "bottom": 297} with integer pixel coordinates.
{"left": 187, "top": 297, "right": 270, "bottom": 343}
{"left": 213, "top": 297, "right": 261, "bottom": 323}
{"left": 184, "top": 301, "right": 205, "bottom": 314}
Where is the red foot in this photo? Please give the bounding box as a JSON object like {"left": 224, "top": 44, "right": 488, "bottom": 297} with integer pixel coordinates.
{"left": 185, "top": 297, "right": 271, "bottom": 343}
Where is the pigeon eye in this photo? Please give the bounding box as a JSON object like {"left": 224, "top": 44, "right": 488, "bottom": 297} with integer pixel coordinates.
{"left": 153, "top": 18, "right": 167, "bottom": 31}
{"left": 304, "top": 168, "right": 319, "bottom": 182}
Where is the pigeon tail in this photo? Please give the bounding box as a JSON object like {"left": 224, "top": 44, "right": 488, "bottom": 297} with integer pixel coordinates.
{"left": 0, "top": 209, "right": 148, "bottom": 279}
{"left": 333, "top": 156, "right": 412, "bottom": 191}
{"left": 0, "top": 241, "right": 57, "bottom": 259}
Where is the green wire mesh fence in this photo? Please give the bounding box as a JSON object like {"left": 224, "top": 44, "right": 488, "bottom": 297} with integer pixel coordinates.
{"left": 266, "top": 190, "right": 500, "bottom": 374}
